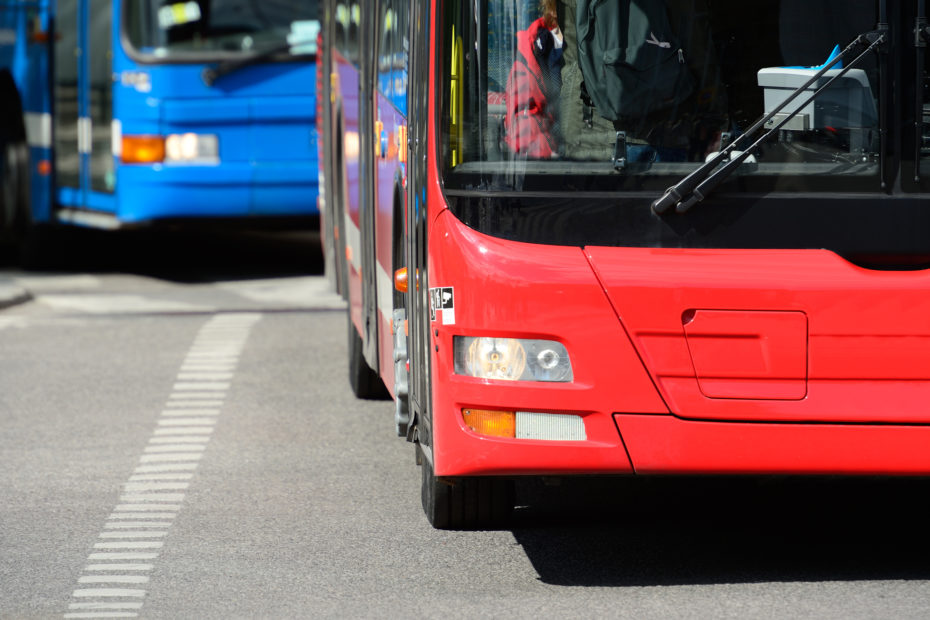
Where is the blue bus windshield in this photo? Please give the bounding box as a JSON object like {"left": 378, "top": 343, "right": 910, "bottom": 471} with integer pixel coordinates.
{"left": 124, "top": 0, "right": 319, "bottom": 58}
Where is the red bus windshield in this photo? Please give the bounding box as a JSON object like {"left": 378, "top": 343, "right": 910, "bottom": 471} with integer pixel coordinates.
{"left": 439, "top": 1, "right": 930, "bottom": 265}
{"left": 441, "top": 1, "right": 885, "bottom": 195}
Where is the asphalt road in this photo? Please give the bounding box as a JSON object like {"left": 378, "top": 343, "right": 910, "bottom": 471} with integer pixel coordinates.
{"left": 2, "top": 227, "right": 930, "bottom": 619}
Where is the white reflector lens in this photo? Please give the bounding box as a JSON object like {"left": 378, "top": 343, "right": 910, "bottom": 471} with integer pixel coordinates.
{"left": 180, "top": 132, "right": 198, "bottom": 159}
{"left": 164, "top": 134, "right": 182, "bottom": 161}
{"left": 454, "top": 337, "right": 572, "bottom": 382}
{"left": 516, "top": 412, "right": 586, "bottom": 441}
{"left": 164, "top": 133, "right": 219, "bottom": 163}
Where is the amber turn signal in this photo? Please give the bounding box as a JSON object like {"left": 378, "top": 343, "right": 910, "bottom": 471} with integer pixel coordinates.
{"left": 121, "top": 135, "right": 165, "bottom": 164}
{"left": 462, "top": 409, "right": 516, "bottom": 438}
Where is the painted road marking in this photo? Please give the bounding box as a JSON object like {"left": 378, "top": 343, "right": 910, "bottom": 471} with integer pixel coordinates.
{"left": 66, "top": 313, "right": 261, "bottom": 618}
{"left": 40, "top": 294, "right": 211, "bottom": 315}
{"left": 68, "top": 602, "right": 144, "bottom": 608}
{"left": 112, "top": 502, "right": 181, "bottom": 510}
{"left": 118, "top": 492, "right": 186, "bottom": 502}
{"left": 78, "top": 576, "right": 150, "bottom": 584}
{"left": 164, "top": 400, "right": 224, "bottom": 407}
{"left": 71, "top": 588, "right": 146, "bottom": 597}
{"left": 66, "top": 612, "right": 142, "bottom": 619}
{"left": 158, "top": 409, "right": 220, "bottom": 417}
{"left": 154, "top": 419, "right": 216, "bottom": 428}
{"left": 168, "top": 391, "right": 230, "bottom": 398}
{"left": 92, "top": 542, "right": 164, "bottom": 549}
{"left": 131, "top": 462, "right": 198, "bottom": 472}
{"left": 152, "top": 427, "right": 214, "bottom": 436}
{"left": 145, "top": 438, "right": 208, "bottom": 445}
{"left": 98, "top": 531, "right": 167, "bottom": 538}
{"left": 176, "top": 372, "right": 234, "bottom": 380}
{"left": 142, "top": 444, "right": 207, "bottom": 452}
{"left": 86, "top": 553, "right": 159, "bottom": 560}
{"left": 172, "top": 382, "right": 230, "bottom": 391}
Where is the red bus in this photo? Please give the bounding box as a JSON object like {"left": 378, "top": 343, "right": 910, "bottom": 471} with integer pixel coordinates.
{"left": 320, "top": 0, "right": 930, "bottom": 529}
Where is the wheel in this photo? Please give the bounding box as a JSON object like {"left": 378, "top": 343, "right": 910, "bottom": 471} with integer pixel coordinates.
{"left": 2, "top": 141, "right": 43, "bottom": 268}
{"left": 0, "top": 141, "right": 27, "bottom": 248}
{"left": 0, "top": 143, "right": 17, "bottom": 230}
{"left": 347, "top": 314, "right": 388, "bottom": 399}
{"left": 420, "top": 445, "right": 515, "bottom": 530}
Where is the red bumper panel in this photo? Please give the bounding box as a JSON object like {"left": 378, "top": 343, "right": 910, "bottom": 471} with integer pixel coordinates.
{"left": 616, "top": 413, "right": 930, "bottom": 475}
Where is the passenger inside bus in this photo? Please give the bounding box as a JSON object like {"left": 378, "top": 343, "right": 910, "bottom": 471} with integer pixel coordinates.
{"left": 500, "top": 0, "right": 727, "bottom": 162}
{"left": 503, "top": 0, "right": 564, "bottom": 158}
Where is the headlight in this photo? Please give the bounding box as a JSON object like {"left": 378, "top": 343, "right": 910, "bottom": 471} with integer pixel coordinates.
{"left": 454, "top": 337, "right": 573, "bottom": 382}
{"left": 164, "top": 133, "right": 219, "bottom": 163}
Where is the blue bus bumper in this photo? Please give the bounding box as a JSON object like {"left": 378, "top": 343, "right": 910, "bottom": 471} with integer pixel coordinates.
{"left": 116, "top": 160, "right": 318, "bottom": 223}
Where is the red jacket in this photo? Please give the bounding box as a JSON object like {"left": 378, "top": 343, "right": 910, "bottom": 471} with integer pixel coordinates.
{"left": 504, "top": 18, "right": 558, "bottom": 158}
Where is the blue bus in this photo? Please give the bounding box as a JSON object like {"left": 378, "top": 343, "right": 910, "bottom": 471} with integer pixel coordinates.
{"left": 0, "top": 0, "right": 319, "bottom": 241}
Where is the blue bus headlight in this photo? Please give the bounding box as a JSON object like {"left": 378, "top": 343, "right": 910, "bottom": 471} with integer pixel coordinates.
{"left": 454, "top": 337, "right": 573, "bottom": 382}
{"left": 164, "top": 133, "right": 219, "bottom": 163}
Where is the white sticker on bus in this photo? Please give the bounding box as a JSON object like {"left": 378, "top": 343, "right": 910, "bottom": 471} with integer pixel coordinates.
{"left": 158, "top": 2, "right": 202, "bottom": 29}
{"left": 429, "top": 287, "right": 455, "bottom": 326}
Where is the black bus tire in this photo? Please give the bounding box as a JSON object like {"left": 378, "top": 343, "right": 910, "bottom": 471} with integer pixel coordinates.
{"left": 1, "top": 141, "right": 31, "bottom": 261}
{"left": 347, "top": 314, "right": 388, "bottom": 399}
{"left": 420, "top": 446, "right": 515, "bottom": 530}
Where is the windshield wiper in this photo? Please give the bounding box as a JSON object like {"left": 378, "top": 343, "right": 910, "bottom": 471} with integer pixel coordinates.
{"left": 652, "top": 30, "right": 886, "bottom": 215}
{"left": 202, "top": 40, "right": 315, "bottom": 87}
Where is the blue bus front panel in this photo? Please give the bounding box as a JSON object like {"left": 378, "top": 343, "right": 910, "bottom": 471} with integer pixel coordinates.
{"left": 113, "top": 61, "right": 318, "bottom": 223}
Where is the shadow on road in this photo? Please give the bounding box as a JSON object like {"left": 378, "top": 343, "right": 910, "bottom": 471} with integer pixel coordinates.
{"left": 0, "top": 223, "right": 323, "bottom": 282}
{"left": 511, "top": 476, "right": 930, "bottom": 586}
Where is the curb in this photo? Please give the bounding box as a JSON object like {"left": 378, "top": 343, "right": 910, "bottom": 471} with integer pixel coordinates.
{"left": 0, "top": 280, "right": 31, "bottom": 310}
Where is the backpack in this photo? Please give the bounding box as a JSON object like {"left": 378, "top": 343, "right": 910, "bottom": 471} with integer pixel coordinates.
{"left": 576, "top": 0, "right": 695, "bottom": 122}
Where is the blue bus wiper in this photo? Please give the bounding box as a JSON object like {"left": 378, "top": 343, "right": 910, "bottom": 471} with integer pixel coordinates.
{"left": 201, "top": 40, "right": 315, "bottom": 87}
{"left": 652, "top": 30, "right": 886, "bottom": 215}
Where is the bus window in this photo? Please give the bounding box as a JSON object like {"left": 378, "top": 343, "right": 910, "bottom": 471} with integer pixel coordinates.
{"left": 375, "top": 0, "right": 408, "bottom": 112}
{"left": 90, "top": 0, "right": 114, "bottom": 193}
{"left": 53, "top": 0, "right": 80, "bottom": 188}
{"left": 346, "top": 1, "right": 360, "bottom": 64}
{"left": 123, "top": 0, "right": 319, "bottom": 57}
{"left": 334, "top": 2, "right": 349, "bottom": 59}
{"left": 377, "top": 3, "right": 394, "bottom": 100}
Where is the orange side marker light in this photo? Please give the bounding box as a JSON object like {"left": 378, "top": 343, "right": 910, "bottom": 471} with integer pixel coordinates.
{"left": 394, "top": 267, "right": 408, "bottom": 293}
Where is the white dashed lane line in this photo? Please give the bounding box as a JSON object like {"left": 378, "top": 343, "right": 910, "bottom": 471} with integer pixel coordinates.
{"left": 64, "top": 313, "right": 262, "bottom": 619}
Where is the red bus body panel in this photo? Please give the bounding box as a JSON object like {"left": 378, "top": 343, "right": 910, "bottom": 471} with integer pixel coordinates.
{"left": 587, "top": 248, "right": 930, "bottom": 424}
{"left": 616, "top": 415, "right": 930, "bottom": 475}
{"left": 424, "top": 201, "right": 930, "bottom": 477}
{"left": 427, "top": 211, "right": 661, "bottom": 476}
